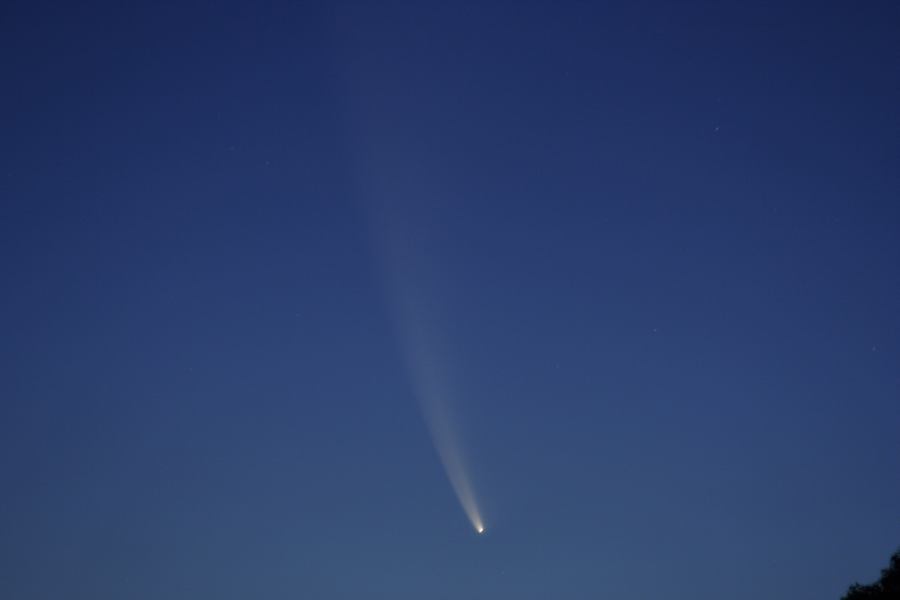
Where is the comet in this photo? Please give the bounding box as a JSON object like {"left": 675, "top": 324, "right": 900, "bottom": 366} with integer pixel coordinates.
{"left": 365, "top": 204, "right": 487, "bottom": 536}
{"left": 397, "top": 295, "right": 487, "bottom": 536}
{"left": 350, "top": 135, "right": 488, "bottom": 535}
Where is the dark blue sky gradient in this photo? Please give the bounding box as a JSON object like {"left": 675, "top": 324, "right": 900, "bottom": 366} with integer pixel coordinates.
{"left": 2, "top": 2, "right": 899, "bottom": 599}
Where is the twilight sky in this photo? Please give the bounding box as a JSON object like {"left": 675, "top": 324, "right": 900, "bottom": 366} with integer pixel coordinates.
{"left": 1, "top": 2, "right": 899, "bottom": 599}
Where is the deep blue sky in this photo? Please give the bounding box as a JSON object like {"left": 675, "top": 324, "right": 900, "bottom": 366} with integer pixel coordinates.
{"left": 2, "top": 2, "right": 899, "bottom": 599}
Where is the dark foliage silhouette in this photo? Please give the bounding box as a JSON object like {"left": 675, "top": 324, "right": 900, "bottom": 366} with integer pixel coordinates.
{"left": 842, "top": 549, "right": 900, "bottom": 599}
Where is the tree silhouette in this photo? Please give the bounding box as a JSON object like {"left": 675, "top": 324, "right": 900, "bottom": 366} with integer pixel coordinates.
{"left": 842, "top": 549, "right": 900, "bottom": 599}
